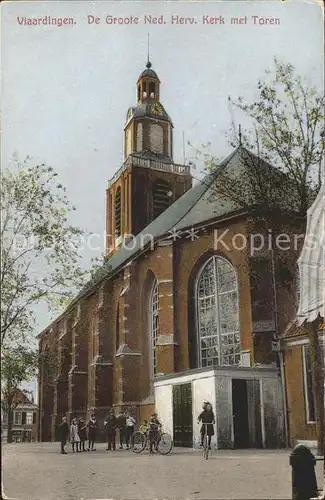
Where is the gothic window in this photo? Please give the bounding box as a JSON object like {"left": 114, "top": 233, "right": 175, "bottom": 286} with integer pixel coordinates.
{"left": 150, "top": 124, "right": 163, "bottom": 154}
{"left": 153, "top": 180, "right": 171, "bottom": 219}
{"left": 149, "top": 279, "right": 159, "bottom": 375}
{"left": 196, "top": 256, "right": 240, "bottom": 367}
{"left": 136, "top": 123, "right": 143, "bottom": 152}
{"left": 115, "top": 187, "right": 121, "bottom": 237}
{"left": 302, "top": 344, "right": 315, "bottom": 422}
{"left": 137, "top": 85, "right": 141, "bottom": 101}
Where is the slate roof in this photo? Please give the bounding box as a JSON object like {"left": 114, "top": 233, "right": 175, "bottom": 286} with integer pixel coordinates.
{"left": 37, "top": 145, "right": 300, "bottom": 335}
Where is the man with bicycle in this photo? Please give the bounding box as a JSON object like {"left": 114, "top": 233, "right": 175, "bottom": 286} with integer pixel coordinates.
{"left": 197, "top": 401, "right": 215, "bottom": 450}
{"left": 148, "top": 412, "right": 162, "bottom": 454}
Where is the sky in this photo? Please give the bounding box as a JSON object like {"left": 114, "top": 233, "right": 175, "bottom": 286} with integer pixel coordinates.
{"left": 1, "top": 0, "right": 324, "bottom": 397}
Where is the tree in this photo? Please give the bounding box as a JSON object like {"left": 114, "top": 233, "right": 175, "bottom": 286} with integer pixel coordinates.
{"left": 1, "top": 156, "right": 107, "bottom": 442}
{"left": 1, "top": 156, "right": 87, "bottom": 345}
{"left": 194, "top": 59, "right": 324, "bottom": 451}
{"left": 1, "top": 346, "right": 38, "bottom": 443}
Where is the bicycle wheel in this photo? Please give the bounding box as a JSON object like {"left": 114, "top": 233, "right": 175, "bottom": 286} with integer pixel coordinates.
{"left": 131, "top": 431, "right": 146, "bottom": 453}
{"left": 157, "top": 433, "right": 173, "bottom": 455}
{"left": 203, "top": 435, "right": 209, "bottom": 460}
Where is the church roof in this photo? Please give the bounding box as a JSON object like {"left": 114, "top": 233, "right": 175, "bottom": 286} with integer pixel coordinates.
{"left": 38, "top": 145, "right": 301, "bottom": 333}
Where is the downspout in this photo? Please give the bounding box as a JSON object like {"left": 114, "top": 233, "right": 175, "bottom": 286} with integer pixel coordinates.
{"left": 271, "top": 247, "right": 289, "bottom": 448}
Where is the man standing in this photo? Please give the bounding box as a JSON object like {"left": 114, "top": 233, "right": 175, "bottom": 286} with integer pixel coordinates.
{"left": 116, "top": 410, "right": 127, "bottom": 449}
{"left": 125, "top": 411, "right": 136, "bottom": 450}
{"left": 57, "top": 416, "right": 69, "bottom": 454}
{"left": 86, "top": 413, "right": 99, "bottom": 451}
{"left": 104, "top": 409, "right": 117, "bottom": 451}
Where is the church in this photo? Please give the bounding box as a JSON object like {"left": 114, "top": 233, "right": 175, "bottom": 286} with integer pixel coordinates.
{"left": 38, "top": 59, "right": 304, "bottom": 449}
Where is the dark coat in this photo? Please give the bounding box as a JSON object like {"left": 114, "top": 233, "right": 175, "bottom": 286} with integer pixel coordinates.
{"left": 78, "top": 421, "right": 87, "bottom": 440}
{"left": 104, "top": 415, "right": 117, "bottom": 435}
{"left": 57, "top": 422, "right": 69, "bottom": 441}
{"left": 116, "top": 414, "right": 126, "bottom": 429}
{"left": 87, "top": 418, "right": 99, "bottom": 438}
{"left": 198, "top": 410, "right": 215, "bottom": 436}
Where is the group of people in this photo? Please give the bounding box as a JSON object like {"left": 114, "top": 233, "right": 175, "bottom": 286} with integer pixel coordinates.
{"left": 57, "top": 409, "right": 158, "bottom": 454}
{"left": 57, "top": 401, "right": 214, "bottom": 455}
{"left": 57, "top": 413, "right": 100, "bottom": 454}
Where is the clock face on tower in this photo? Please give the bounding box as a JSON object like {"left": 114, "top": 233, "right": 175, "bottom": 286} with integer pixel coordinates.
{"left": 151, "top": 103, "right": 163, "bottom": 115}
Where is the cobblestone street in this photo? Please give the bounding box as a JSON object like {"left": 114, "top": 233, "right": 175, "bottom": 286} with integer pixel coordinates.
{"left": 2, "top": 442, "right": 324, "bottom": 500}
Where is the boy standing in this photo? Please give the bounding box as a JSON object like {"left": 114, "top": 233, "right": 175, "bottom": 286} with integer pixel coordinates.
{"left": 116, "top": 410, "right": 127, "bottom": 449}
{"left": 57, "top": 416, "right": 69, "bottom": 454}
{"left": 87, "top": 413, "right": 99, "bottom": 451}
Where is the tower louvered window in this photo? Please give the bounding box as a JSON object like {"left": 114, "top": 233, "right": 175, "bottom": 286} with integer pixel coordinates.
{"left": 153, "top": 181, "right": 171, "bottom": 219}
{"left": 115, "top": 187, "right": 121, "bottom": 237}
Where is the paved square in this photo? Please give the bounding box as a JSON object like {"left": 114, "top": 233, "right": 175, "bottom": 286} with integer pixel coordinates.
{"left": 2, "top": 442, "right": 324, "bottom": 500}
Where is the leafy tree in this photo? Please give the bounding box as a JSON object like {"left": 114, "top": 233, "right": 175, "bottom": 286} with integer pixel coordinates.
{"left": 1, "top": 156, "right": 87, "bottom": 344}
{"left": 1, "top": 156, "right": 108, "bottom": 441}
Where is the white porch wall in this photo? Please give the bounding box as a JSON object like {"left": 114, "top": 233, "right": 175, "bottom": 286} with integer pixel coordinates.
{"left": 155, "top": 385, "right": 173, "bottom": 435}
{"left": 154, "top": 370, "right": 216, "bottom": 448}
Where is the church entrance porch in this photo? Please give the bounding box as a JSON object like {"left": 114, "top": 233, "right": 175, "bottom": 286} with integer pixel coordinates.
{"left": 154, "top": 366, "right": 284, "bottom": 450}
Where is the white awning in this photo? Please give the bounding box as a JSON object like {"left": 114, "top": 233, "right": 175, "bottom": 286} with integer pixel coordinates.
{"left": 297, "top": 182, "right": 325, "bottom": 325}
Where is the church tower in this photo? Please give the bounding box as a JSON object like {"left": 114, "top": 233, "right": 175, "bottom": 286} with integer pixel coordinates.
{"left": 106, "top": 60, "right": 192, "bottom": 254}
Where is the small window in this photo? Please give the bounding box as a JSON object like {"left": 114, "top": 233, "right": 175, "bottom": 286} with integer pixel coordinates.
{"left": 302, "top": 344, "right": 315, "bottom": 423}
{"left": 137, "top": 85, "right": 141, "bottom": 101}
{"left": 115, "top": 187, "right": 121, "bottom": 237}
{"left": 22, "top": 412, "right": 26, "bottom": 425}
{"left": 2, "top": 413, "right": 8, "bottom": 424}
{"left": 149, "top": 82, "right": 155, "bottom": 97}
{"left": 32, "top": 412, "right": 36, "bottom": 424}
{"left": 26, "top": 412, "right": 33, "bottom": 425}
{"left": 14, "top": 411, "right": 22, "bottom": 425}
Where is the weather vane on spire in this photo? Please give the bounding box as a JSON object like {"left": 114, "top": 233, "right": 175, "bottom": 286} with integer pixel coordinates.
{"left": 146, "top": 33, "right": 151, "bottom": 68}
{"left": 238, "top": 124, "right": 242, "bottom": 146}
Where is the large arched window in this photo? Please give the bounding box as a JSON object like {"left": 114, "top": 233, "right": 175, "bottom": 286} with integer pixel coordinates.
{"left": 149, "top": 279, "right": 159, "bottom": 375}
{"left": 196, "top": 256, "right": 240, "bottom": 367}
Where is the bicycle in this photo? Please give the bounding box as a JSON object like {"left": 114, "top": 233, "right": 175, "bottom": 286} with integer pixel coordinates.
{"left": 201, "top": 423, "right": 213, "bottom": 460}
{"left": 131, "top": 428, "right": 173, "bottom": 455}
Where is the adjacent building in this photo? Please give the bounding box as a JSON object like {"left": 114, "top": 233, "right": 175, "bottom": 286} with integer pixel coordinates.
{"left": 1, "top": 389, "right": 38, "bottom": 442}
{"left": 281, "top": 182, "right": 324, "bottom": 448}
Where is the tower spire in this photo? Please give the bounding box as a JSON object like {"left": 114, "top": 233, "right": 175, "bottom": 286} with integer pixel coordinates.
{"left": 147, "top": 33, "right": 151, "bottom": 68}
